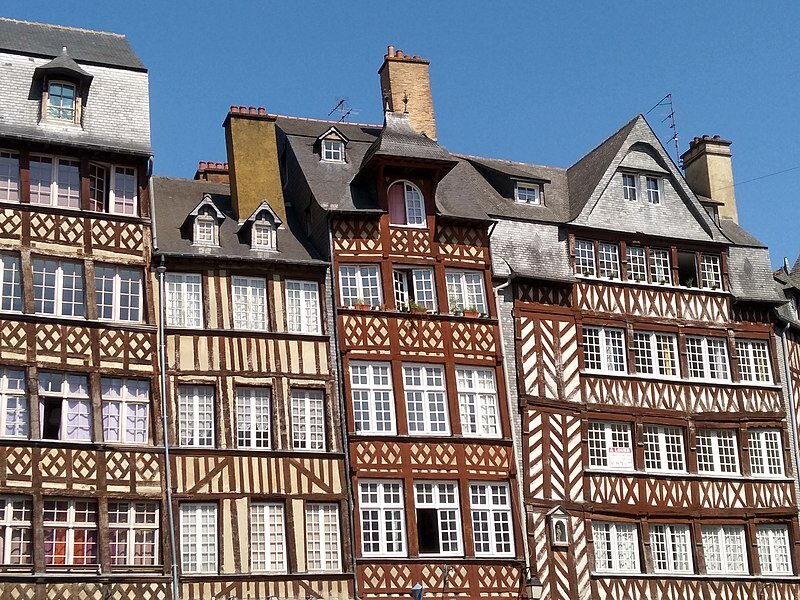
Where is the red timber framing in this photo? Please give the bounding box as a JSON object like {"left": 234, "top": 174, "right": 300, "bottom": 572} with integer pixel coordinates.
{"left": 332, "top": 163, "right": 524, "bottom": 600}
{"left": 515, "top": 229, "right": 800, "bottom": 599}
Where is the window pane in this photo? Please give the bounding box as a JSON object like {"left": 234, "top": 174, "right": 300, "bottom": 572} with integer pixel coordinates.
{"left": 236, "top": 387, "right": 271, "bottom": 448}
{"left": 291, "top": 389, "right": 325, "bottom": 450}
{"left": 0, "top": 151, "right": 20, "bottom": 202}
{"left": 404, "top": 364, "right": 449, "bottom": 435}
{"left": 178, "top": 386, "right": 214, "bottom": 447}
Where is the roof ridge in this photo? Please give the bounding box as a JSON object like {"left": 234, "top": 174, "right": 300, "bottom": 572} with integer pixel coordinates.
{"left": 455, "top": 152, "right": 566, "bottom": 172}
{"left": 0, "top": 16, "right": 126, "bottom": 38}
{"left": 568, "top": 114, "right": 642, "bottom": 172}
{"left": 275, "top": 113, "right": 381, "bottom": 129}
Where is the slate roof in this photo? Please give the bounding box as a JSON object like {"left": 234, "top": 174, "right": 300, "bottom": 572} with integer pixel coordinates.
{"left": 152, "top": 177, "right": 323, "bottom": 265}
{"left": 361, "top": 112, "right": 453, "bottom": 166}
{"left": 0, "top": 18, "right": 145, "bottom": 71}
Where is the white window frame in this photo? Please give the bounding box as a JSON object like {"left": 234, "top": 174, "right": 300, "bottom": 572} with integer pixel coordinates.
{"left": 592, "top": 521, "right": 640, "bottom": 573}
{"left": 456, "top": 366, "right": 500, "bottom": 438}
{"left": 414, "top": 481, "right": 463, "bottom": 557}
{"left": 46, "top": 80, "right": 77, "bottom": 122}
{"left": 626, "top": 246, "right": 647, "bottom": 282}
{"left": 0, "top": 368, "right": 27, "bottom": 439}
{"left": 574, "top": 239, "right": 596, "bottom": 277}
{"left": 322, "top": 139, "right": 345, "bottom": 163}
{"left": 403, "top": 363, "right": 450, "bottom": 436}
{"left": 107, "top": 501, "right": 159, "bottom": 566}
{"left": 643, "top": 424, "right": 686, "bottom": 473}
{"left": 101, "top": 377, "right": 149, "bottom": 444}
{"left": 389, "top": 180, "right": 425, "bottom": 227}
{"left": 38, "top": 372, "right": 91, "bottom": 442}
{"left": 649, "top": 523, "right": 692, "bottom": 574}
{"left": 645, "top": 176, "right": 662, "bottom": 205}
{"left": 350, "top": 361, "right": 396, "bottom": 435}
{"left": 701, "top": 524, "right": 748, "bottom": 575}
{"left": 621, "top": 173, "right": 639, "bottom": 201}
{"left": 305, "top": 503, "right": 341, "bottom": 572}
{"left": 291, "top": 388, "right": 325, "bottom": 451}
{"left": 445, "top": 269, "right": 487, "bottom": 314}
{"left": 29, "top": 155, "right": 81, "bottom": 208}
{"left": 597, "top": 242, "right": 620, "bottom": 279}
{"left": 193, "top": 214, "right": 218, "bottom": 247}
{"left": 235, "top": 387, "right": 271, "bottom": 449}
{"left": 251, "top": 219, "right": 276, "bottom": 250}
{"left": 756, "top": 524, "right": 792, "bottom": 575}
{"left": 649, "top": 248, "right": 672, "bottom": 284}
{"left": 231, "top": 276, "right": 268, "bottom": 331}
{"left": 339, "top": 264, "right": 382, "bottom": 308}
{"left": 514, "top": 182, "right": 542, "bottom": 205}
{"left": 696, "top": 429, "right": 740, "bottom": 475}
{"left": 179, "top": 503, "right": 217, "bottom": 574}
{"left": 285, "top": 280, "right": 321, "bottom": 334}
{"left": 470, "top": 482, "right": 513, "bottom": 557}
{"left": 33, "top": 258, "right": 85, "bottom": 318}
{"left": 632, "top": 331, "right": 679, "bottom": 377}
{"left": 165, "top": 273, "right": 203, "bottom": 328}
{"left": 393, "top": 267, "right": 436, "bottom": 311}
{"left": 686, "top": 336, "right": 730, "bottom": 381}
{"left": 736, "top": 340, "right": 772, "bottom": 384}
{"left": 748, "top": 429, "right": 784, "bottom": 477}
{"left": 582, "top": 326, "right": 626, "bottom": 374}
{"left": 94, "top": 264, "right": 143, "bottom": 323}
{"left": 178, "top": 385, "right": 214, "bottom": 447}
{"left": 587, "top": 421, "right": 634, "bottom": 471}
{"left": 0, "top": 150, "right": 20, "bottom": 202}
{"left": 42, "top": 499, "right": 98, "bottom": 565}
{"left": 699, "top": 253, "right": 723, "bottom": 290}
{"left": 250, "top": 502, "right": 286, "bottom": 573}
{"left": 110, "top": 166, "right": 138, "bottom": 216}
{"left": 0, "top": 496, "right": 32, "bottom": 565}
{"left": 359, "top": 480, "right": 406, "bottom": 557}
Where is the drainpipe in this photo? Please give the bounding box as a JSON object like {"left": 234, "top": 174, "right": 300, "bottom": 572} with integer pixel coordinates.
{"left": 493, "top": 274, "right": 530, "bottom": 574}
{"left": 779, "top": 322, "right": 800, "bottom": 486}
{"left": 327, "top": 219, "right": 359, "bottom": 598}
{"left": 156, "top": 258, "right": 181, "bottom": 600}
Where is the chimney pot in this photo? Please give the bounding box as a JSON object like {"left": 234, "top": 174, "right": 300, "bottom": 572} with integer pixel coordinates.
{"left": 387, "top": 44, "right": 395, "bottom": 57}
{"left": 224, "top": 162, "right": 229, "bottom": 169}
{"left": 396, "top": 50, "right": 404, "bottom": 58}
{"left": 239, "top": 105, "right": 246, "bottom": 113}
{"left": 230, "top": 105, "right": 238, "bottom": 113}
{"left": 199, "top": 161, "right": 207, "bottom": 170}
{"left": 215, "top": 162, "right": 222, "bottom": 169}
{"left": 257, "top": 107, "right": 266, "bottom": 116}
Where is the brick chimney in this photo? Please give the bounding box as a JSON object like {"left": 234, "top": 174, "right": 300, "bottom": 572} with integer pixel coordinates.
{"left": 223, "top": 105, "right": 286, "bottom": 223}
{"left": 379, "top": 45, "right": 436, "bottom": 140}
{"left": 194, "top": 161, "right": 230, "bottom": 184}
{"left": 681, "top": 135, "right": 738, "bottom": 223}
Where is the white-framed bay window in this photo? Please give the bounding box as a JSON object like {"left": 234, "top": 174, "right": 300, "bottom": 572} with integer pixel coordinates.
{"left": 0, "top": 150, "right": 20, "bottom": 202}
{"left": 456, "top": 366, "right": 500, "bottom": 438}
{"left": 736, "top": 339, "right": 772, "bottom": 383}
{"left": 756, "top": 524, "right": 792, "bottom": 575}
{"left": 250, "top": 502, "right": 286, "bottom": 573}
{"left": 748, "top": 429, "right": 784, "bottom": 477}
{"left": 39, "top": 372, "right": 91, "bottom": 442}
{"left": 587, "top": 421, "right": 634, "bottom": 470}
{"left": 649, "top": 523, "right": 692, "bottom": 574}
{"left": 393, "top": 267, "right": 436, "bottom": 311}
{"left": 592, "top": 521, "right": 640, "bottom": 573}
{"left": 178, "top": 385, "right": 214, "bottom": 447}
{"left": 29, "top": 155, "right": 80, "bottom": 208}
{"left": 350, "top": 361, "right": 395, "bottom": 434}
{"left": 701, "top": 524, "right": 747, "bottom": 575}
{"left": 470, "top": 482, "right": 513, "bottom": 556}
{"left": 696, "top": 429, "right": 739, "bottom": 475}
{"left": 180, "top": 503, "right": 217, "bottom": 574}
{"left": 235, "top": 387, "right": 271, "bottom": 449}
{"left": 231, "top": 276, "right": 268, "bottom": 330}
{"left": 33, "top": 258, "right": 85, "bottom": 318}
{"left": 359, "top": 480, "right": 406, "bottom": 557}
{"left": 101, "top": 378, "right": 149, "bottom": 444}
{"left": 339, "top": 264, "right": 381, "bottom": 308}
{"left": 305, "top": 503, "right": 341, "bottom": 572}
{"left": 291, "top": 389, "right": 325, "bottom": 451}
{"left": 95, "top": 264, "right": 142, "bottom": 322}
{"left": 633, "top": 331, "right": 679, "bottom": 377}
{"left": 0, "top": 497, "right": 32, "bottom": 564}
{"left": 108, "top": 502, "right": 159, "bottom": 566}
{"left": 403, "top": 363, "right": 449, "bottom": 435}
{"left": 686, "top": 336, "right": 729, "bottom": 381}
{"left": 643, "top": 424, "right": 686, "bottom": 473}
{"left": 582, "top": 326, "right": 626, "bottom": 373}
{"left": 0, "top": 368, "right": 27, "bottom": 438}
{"left": 445, "top": 269, "right": 486, "bottom": 314}
{"left": 165, "top": 273, "right": 203, "bottom": 328}
{"left": 285, "top": 280, "right": 321, "bottom": 334}
{"left": 414, "top": 481, "right": 462, "bottom": 556}
{"left": 0, "top": 253, "right": 22, "bottom": 312}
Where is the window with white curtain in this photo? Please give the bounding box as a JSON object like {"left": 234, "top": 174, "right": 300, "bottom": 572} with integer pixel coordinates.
{"left": 445, "top": 269, "right": 486, "bottom": 314}
{"left": 285, "top": 280, "right": 320, "bottom": 334}
{"left": 95, "top": 265, "right": 142, "bottom": 322}
{"left": 696, "top": 429, "right": 739, "bottom": 475}
{"left": 250, "top": 502, "right": 286, "bottom": 573}
{"left": 470, "top": 482, "right": 513, "bottom": 556}
{"left": 414, "top": 481, "right": 462, "bottom": 556}
{"left": 110, "top": 167, "right": 137, "bottom": 215}
{"left": 29, "top": 155, "right": 80, "bottom": 208}
{"left": 180, "top": 503, "right": 217, "bottom": 573}
{"left": 582, "top": 326, "right": 626, "bottom": 373}
{"left": 643, "top": 425, "right": 686, "bottom": 473}
{"left": 235, "top": 387, "right": 271, "bottom": 449}
{"left": 736, "top": 340, "right": 772, "bottom": 383}
{"left": 178, "top": 385, "right": 214, "bottom": 447}
{"left": 0, "top": 151, "right": 20, "bottom": 202}
{"left": 633, "top": 331, "right": 679, "bottom": 377}
{"left": 38, "top": 372, "right": 91, "bottom": 441}
{"left": 0, "top": 253, "right": 22, "bottom": 312}
{"left": 685, "top": 336, "right": 729, "bottom": 380}
{"left": 306, "top": 503, "right": 341, "bottom": 571}
{"left": 756, "top": 524, "right": 791, "bottom": 575}
{"left": 748, "top": 429, "right": 784, "bottom": 477}
{"left": 592, "top": 521, "right": 640, "bottom": 573}
{"left": 231, "top": 276, "right": 268, "bottom": 330}
{"left": 359, "top": 480, "right": 406, "bottom": 556}
{"left": 403, "top": 364, "right": 449, "bottom": 435}
{"left": 339, "top": 264, "right": 382, "bottom": 307}
{"left": 587, "top": 421, "right": 634, "bottom": 470}
{"left": 33, "top": 258, "right": 85, "bottom": 317}
{"left": 701, "top": 525, "right": 747, "bottom": 574}
{"left": 291, "top": 389, "right": 325, "bottom": 451}
{"left": 107, "top": 502, "right": 158, "bottom": 565}
{"left": 165, "top": 273, "right": 203, "bottom": 328}
{"left": 0, "top": 368, "right": 27, "bottom": 438}
{"left": 0, "top": 497, "right": 32, "bottom": 564}
{"left": 456, "top": 366, "right": 499, "bottom": 438}
{"left": 350, "top": 362, "right": 395, "bottom": 434}
{"left": 649, "top": 524, "right": 692, "bottom": 573}
{"left": 101, "top": 378, "right": 149, "bottom": 444}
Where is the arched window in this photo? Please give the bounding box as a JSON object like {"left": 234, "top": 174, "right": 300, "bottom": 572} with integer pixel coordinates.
{"left": 388, "top": 181, "right": 425, "bottom": 226}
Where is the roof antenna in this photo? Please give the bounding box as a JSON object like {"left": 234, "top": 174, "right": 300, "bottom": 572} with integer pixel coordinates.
{"left": 647, "top": 93, "right": 681, "bottom": 167}
{"left": 327, "top": 97, "right": 360, "bottom": 123}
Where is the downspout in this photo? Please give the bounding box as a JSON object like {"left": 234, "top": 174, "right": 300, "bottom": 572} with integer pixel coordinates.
{"left": 327, "top": 218, "right": 359, "bottom": 599}
{"left": 493, "top": 274, "right": 530, "bottom": 576}
{"left": 779, "top": 321, "right": 800, "bottom": 486}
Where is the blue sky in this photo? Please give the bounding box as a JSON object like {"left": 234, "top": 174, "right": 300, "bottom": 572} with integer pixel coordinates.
{"left": 4, "top": 1, "right": 799, "bottom": 265}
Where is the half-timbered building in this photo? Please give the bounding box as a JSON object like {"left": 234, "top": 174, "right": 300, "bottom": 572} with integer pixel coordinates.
{"left": 0, "top": 17, "right": 167, "bottom": 600}
{"left": 480, "top": 120, "right": 800, "bottom": 598}
{"left": 150, "top": 107, "right": 353, "bottom": 600}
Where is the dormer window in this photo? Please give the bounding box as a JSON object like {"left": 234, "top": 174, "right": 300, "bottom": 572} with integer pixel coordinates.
{"left": 47, "top": 81, "right": 77, "bottom": 122}
{"left": 388, "top": 181, "right": 425, "bottom": 227}
{"left": 515, "top": 182, "right": 542, "bottom": 205}
{"left": 322, "top": 140, "right": 345, "bottom": 163}
{"left": 645, "top": 176, "right": 662, "bottom": 204}
{"left": 240, "top": 201, "right": 281, "bottom": 252}
{"left": 251, "top": 220, "right": 275, "bottom": 251}
{"left": 622, "top": 173, "right": 638, "bottom": 201}
{"left": 194, "top": 212, "right": 218, "bottom": 246}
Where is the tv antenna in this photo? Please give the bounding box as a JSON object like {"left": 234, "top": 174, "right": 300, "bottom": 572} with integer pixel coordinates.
{"left": 327, "top": 97, "right": 360, "bottom": 123}
{"left": 647, "top": 93, "right": 681, "bottom": 167}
